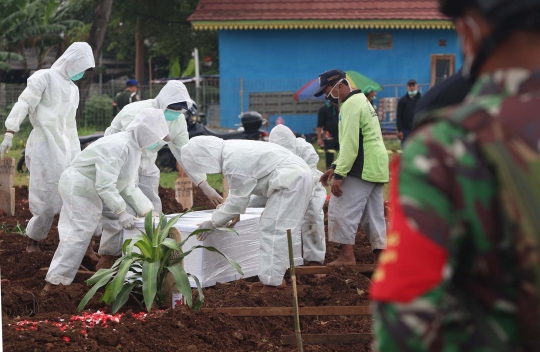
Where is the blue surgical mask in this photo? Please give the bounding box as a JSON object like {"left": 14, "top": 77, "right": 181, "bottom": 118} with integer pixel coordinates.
{"left": 70, "top": 72, "right": 84, "bottom": 81}
{"left": 164, "top": 109, "right": 182, "bottom": 121}
{"left": 146, "top": 142, "right": 160, "bottom": 151}
{"left": 408, "top": 90, "right": 418, "bottom": 96}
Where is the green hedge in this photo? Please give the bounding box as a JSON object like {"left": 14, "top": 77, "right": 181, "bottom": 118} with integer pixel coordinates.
{"left": 80, "top": 95, "right": 114, "bottom": 131}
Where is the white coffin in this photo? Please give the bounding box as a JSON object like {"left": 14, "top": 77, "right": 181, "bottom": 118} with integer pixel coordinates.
{"left": 123, "top": 208, "right": 303, "bottom": 287}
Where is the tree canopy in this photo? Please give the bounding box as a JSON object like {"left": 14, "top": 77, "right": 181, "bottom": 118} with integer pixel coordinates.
{"left": 0, "top": 0, "right": 218, "bottom": 82}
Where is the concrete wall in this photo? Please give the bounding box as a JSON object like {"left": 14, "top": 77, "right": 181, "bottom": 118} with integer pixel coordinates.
{"left": 219, "top": 28, "right": 462, "bottom": 134}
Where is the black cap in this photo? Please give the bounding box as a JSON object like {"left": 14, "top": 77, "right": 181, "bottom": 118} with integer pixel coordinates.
{"left": 314, "top": 69, "right": 346, "bottom": 97}
{"left": 407, "top": 79, "right": 417, "bottom": 86}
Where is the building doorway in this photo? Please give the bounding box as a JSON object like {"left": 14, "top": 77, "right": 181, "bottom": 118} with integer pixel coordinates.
{"left": 431, "top": 54, "right": 455, "bottom": 86}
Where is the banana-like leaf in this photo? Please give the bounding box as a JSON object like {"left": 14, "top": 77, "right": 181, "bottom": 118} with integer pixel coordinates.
{"left": 86, "top": 267, "right": 116, "bottom": 286}
{"left": 167, "top": 264, "right": 193, "bottom": 307}
{"left": 202, "top": 245, "right": 244, "bottom": 276}
{"left": 161, "top": 238, "right": 181, "bottom": 252}
{"left": 122, "top": 238, "right": 131, "bottom": 255}
{"left": 0, "top": 62, "right": 12, "bottom": 71}
{"left": 142, "top": 261, "right": 159, "bottom": 312}
{"left": 177, "top": 228, "right": 216, "bottom": 247}
{"left": 112, "top": 282, "right": 138, "bottom": 313}
{"left": 100, "top": 283, "right": 113, "bottom": 304}
{"left": 170, "top": 245, "right": 243, "bottom": 276}
{"left": 157, "top": 214, "right": 181, "bottom": 245}
{"left": 109, "top": 258, "right": 135, "bottom": 299}
{"left": 77, "top": 271, "right": 115, "bottom": 312}
{"left": 189, "top": 274, "right": 204, "bottom": 310}
{"left": 44, "top": 0, "right": 59, "bottom": 25}
{"left": 23, "top": 24, "right": 66, "bottom": 37}
{"left": 144, "top": 212, "right": 154, "bottom": 243}
{"left": 125, "top": 235, "right": 152, "bottom": 258}
{"left": 0, "top": 51, "right": 24, "bottom": 61}
{"left": 168, "top": 248, "right": 195, "bottom": 267}
{"left": 135, "top": 240, "right": 154, "bottom": 259}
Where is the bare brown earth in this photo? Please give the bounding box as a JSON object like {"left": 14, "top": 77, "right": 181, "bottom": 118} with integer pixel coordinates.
{"left": 2, "top": 186, "right": 374, "bottom": 351}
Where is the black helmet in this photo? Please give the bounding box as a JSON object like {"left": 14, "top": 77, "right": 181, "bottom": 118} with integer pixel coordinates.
{"left": 440, "top": 0, "right": 540, "bottom": 23}
{"left": 439, "top": 0, "right": 540, "bottom": 81}
{"left": 186, "top": 101, "right": 198, "bottom": 118}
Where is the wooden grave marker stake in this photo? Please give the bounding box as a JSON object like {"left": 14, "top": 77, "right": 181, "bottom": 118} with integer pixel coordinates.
{"left": 175, "top": 162, "right": 193, "bottom": 209}
{"left": 0, "top": 157, "right": 16, "bottom": 216}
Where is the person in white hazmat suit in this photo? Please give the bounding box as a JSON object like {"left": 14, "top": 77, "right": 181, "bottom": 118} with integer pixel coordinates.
{"left": 181, "top": 136, "right": 313, "bottom": 294}
{"left": 248, "top": 125, "right": 327, "bottom": 265}
{"left": 0, "top": 42, "right": 95, "bottom": 253}
{"left": 95, "top": 80, "right": 222, "bottom": 270}
{"left": 44, "top": 108, "right": 170, "bottom": 290}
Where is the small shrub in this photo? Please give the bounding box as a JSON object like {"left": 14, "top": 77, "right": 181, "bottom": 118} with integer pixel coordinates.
{"left": 80, "top": 95, "right": 114, "bottom": 131}
{"left": 78, "top": 212, "right": 243, "bottom": 313}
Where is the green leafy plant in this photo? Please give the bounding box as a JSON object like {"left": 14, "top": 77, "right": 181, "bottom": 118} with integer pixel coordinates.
{"left": 12, "top": 221, "right": 26, "bottom": 236}
{"left": 77, "top": 212, "right": 243, "bottom": 313}
{"left": 0, "top": 221, "right": 26, "bottom": 236}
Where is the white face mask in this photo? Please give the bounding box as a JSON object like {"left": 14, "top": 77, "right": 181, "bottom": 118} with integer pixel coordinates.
{"left": 327, "top": 79, "right": 342, "bottom": 98}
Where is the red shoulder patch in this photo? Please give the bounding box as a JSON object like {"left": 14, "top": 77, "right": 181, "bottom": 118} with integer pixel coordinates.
{"left": 370, "top": 157, "right": 448, "bottom": 303}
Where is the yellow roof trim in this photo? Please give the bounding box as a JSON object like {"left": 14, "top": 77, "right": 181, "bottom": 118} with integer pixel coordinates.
{"left": 192, "top": 19, "right": 454, "bottom": 31}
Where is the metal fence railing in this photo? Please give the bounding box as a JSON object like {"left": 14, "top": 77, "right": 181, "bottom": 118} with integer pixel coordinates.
{"left": 0, "top": 78, "right": 429, "bottom": 138}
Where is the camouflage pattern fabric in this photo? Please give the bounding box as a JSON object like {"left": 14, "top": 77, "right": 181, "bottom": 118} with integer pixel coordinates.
{"left": 370, "top": 69, "right": 540, "bottom": 351}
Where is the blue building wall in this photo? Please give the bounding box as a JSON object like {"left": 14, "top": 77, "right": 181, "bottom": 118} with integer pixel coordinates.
{"left": 219, "top": 28, "right": 462, "bottom": 134}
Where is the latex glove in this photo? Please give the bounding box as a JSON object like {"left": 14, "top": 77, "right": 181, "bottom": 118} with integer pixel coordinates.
{"left": 198, "top": 181, "right": 223, "bottom": 207}
{"left": 196, "top": 220, "right": 216, "bottom": 241}
{"left": 118, "top": 211, "right": 135, "bottom": 230}
{"left": 226, "top": 215, "right": 240, "bottom": 228}
{"left": 1, "top": 133, "right": 13, "bottom": 158}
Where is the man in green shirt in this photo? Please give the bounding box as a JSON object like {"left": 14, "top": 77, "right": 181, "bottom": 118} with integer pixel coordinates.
{"left": 317, "top": 69, "right": 389, "bottom": 264}
{"left": 112, "top": 79, "right": 139, "bottom": 116}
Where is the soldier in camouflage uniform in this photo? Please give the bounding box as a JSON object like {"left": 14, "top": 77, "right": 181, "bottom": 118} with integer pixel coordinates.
{"left": 371, "top": 0, "right": 540, "bottom": 351}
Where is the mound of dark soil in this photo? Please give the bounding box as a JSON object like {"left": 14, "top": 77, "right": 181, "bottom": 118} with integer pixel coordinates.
{"left": 2, "top": 187, "right": 375, "bottom": 351}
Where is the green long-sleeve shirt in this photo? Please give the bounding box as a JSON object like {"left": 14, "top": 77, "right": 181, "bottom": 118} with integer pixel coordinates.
{"left": 333, "top": 91, "right": 388, "bottom": 183}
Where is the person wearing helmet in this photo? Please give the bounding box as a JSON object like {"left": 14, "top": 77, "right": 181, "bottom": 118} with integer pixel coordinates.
{"left": 44, "top": 108, "right": 170, "bottom": 291}
{"left": 0, "top": 42, "right": 95, "bottom": 253}
{"left": 371, "top": 0, "right": 540, "bottom": 350}
{"left": 95, "top": 81, "right": 222, "bottom": 271}
{"left": 112, "top": 79, "right": 139, "bottom": 116}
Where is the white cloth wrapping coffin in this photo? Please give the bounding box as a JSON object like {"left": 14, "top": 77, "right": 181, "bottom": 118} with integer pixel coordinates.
{"left": 123, "top": 208, "right": 303, "bottom": 287}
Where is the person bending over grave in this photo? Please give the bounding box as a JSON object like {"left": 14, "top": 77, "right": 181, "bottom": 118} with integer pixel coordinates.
{"left": 181, "top": 136, "right": 313, "bottom": 294}
{"left": 0, "top": 42, "right": 95, "bottom": 254}
{"left": 43, "top": 108, "right": 170, "bottom": 291}
{"left": 95, "top": 80, "right": 222, "bottom": 271}
{"left": 248, "top": 125, "right": 326, "bottom": 266}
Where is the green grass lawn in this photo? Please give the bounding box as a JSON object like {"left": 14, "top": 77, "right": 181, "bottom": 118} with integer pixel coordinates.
{"left": 9, "top": 145, "right": 227, "bottom": 193}
{"left": 159, "top": 172, "right": 224, "bottom": 192}
{"left": 3, "top": 148, "right": 30, "bottom": 187}
{"left": 11, "top": 137, "right": 401, "bottom": 200}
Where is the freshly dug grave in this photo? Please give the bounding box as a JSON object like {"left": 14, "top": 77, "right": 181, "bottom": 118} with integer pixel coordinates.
{"left": 2, "top": 187, "right": 374, "bottom": 351}
{"left": 159, "top": 186, "right": 218, "bottom": 214}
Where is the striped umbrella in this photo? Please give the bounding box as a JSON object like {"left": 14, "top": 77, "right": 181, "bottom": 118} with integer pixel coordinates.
{"left": 293, "top": 70, "right": 383, "bottom": 101}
